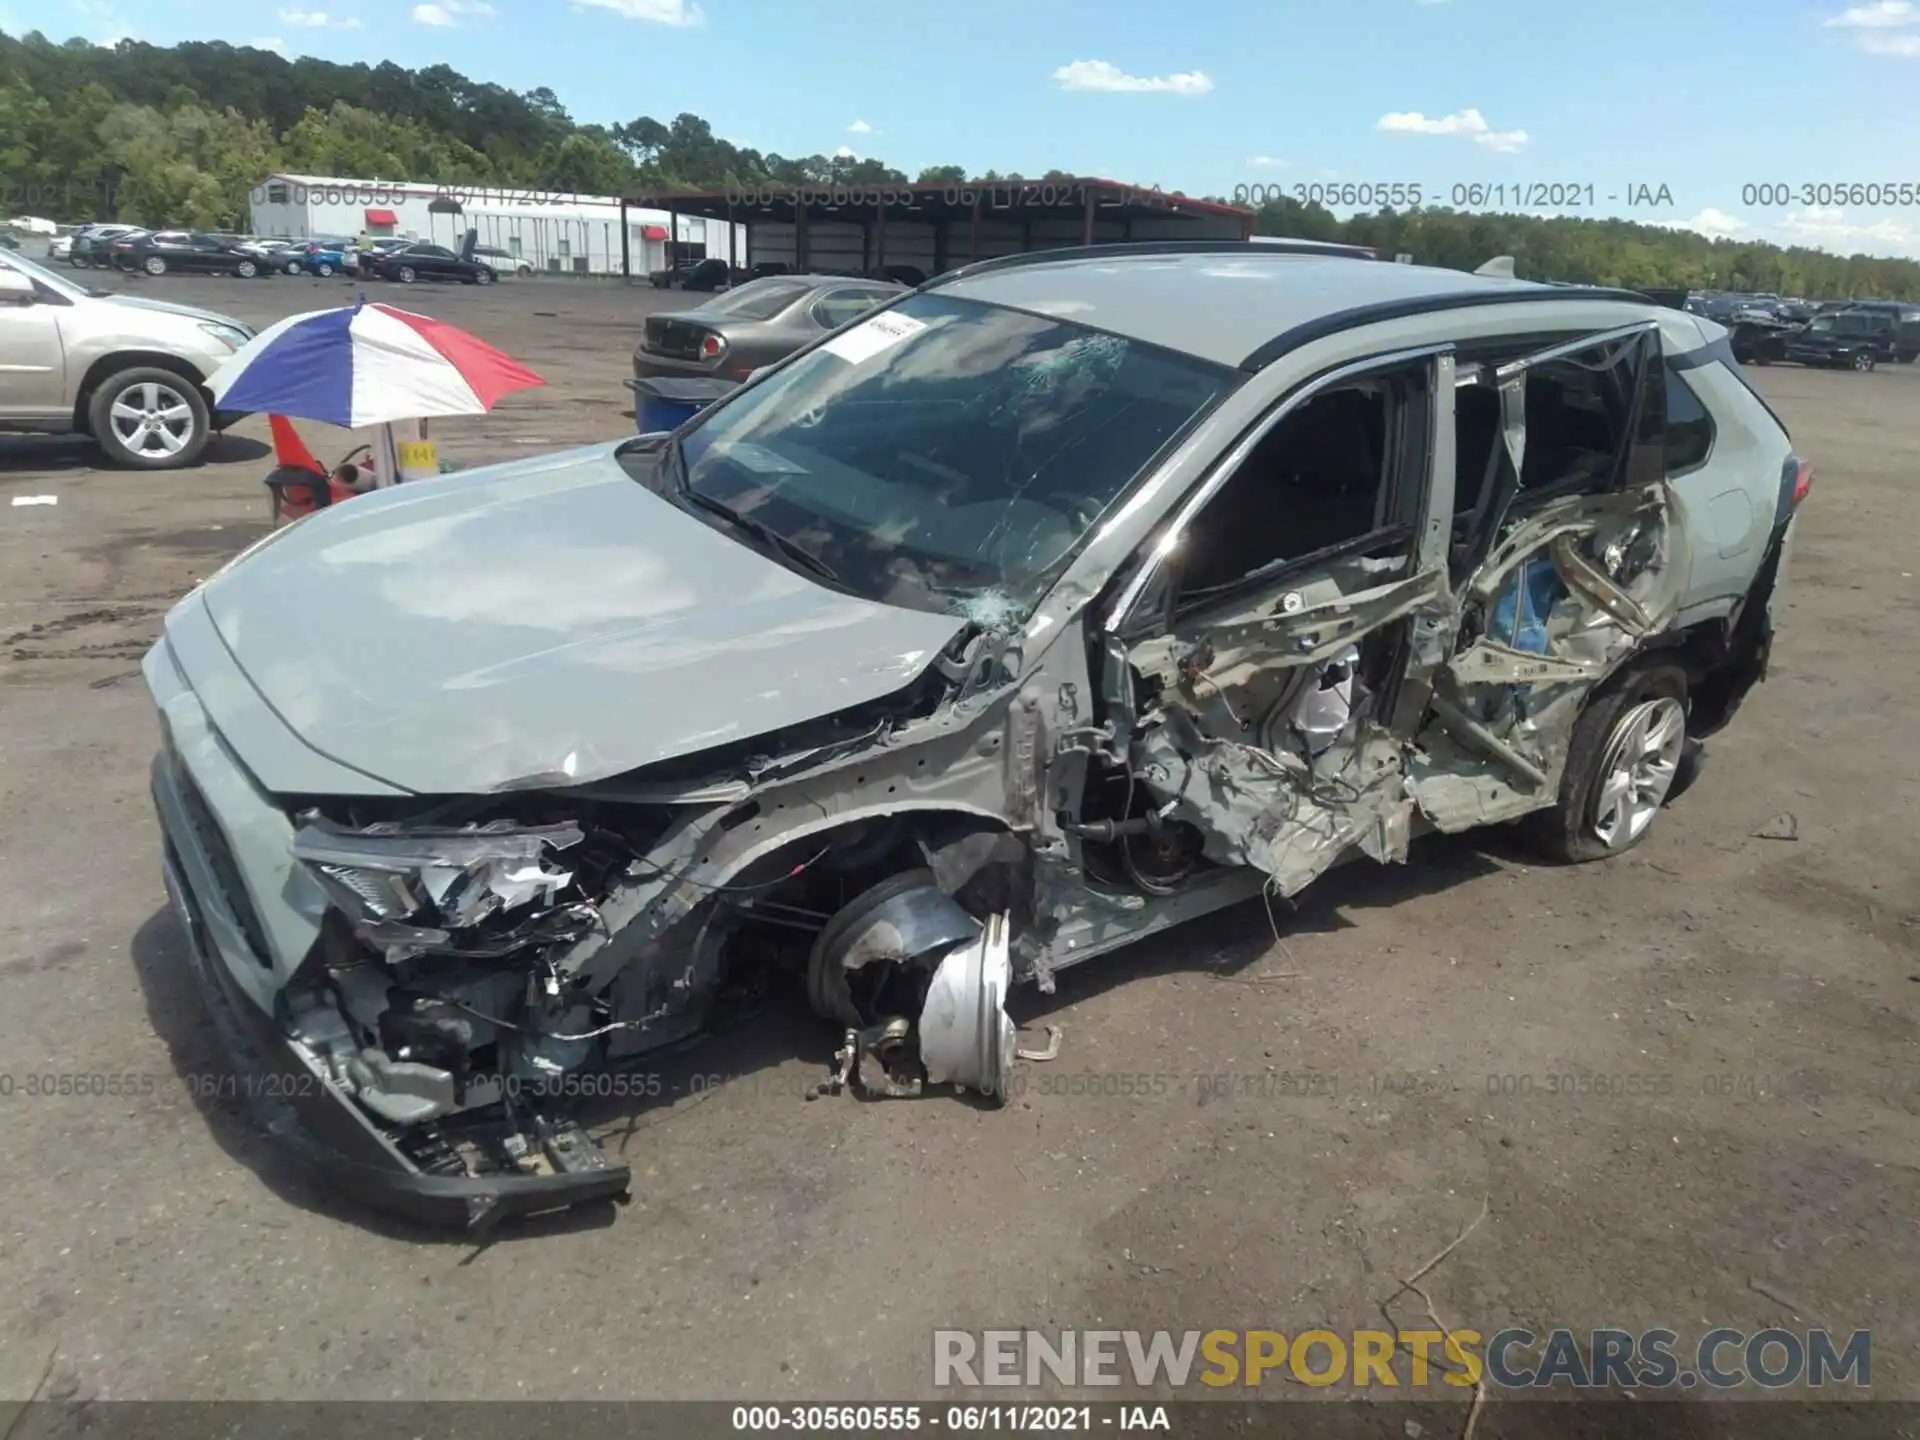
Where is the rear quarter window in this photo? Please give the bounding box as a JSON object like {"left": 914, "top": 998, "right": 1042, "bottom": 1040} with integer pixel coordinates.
{"left": 1664, "top": 368, "right": 1715, "bottom": 474}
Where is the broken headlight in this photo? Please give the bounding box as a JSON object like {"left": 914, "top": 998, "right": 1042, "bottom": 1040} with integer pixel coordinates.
{"left": 290, "top": 816, "right": 585, "bottom": 929}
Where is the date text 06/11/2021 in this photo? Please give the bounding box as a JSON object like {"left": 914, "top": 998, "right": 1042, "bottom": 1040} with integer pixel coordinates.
{"left": 730, "top": 1405, "right": 1170, "bottom": 1432}
{"left": 1231, "top": 181, "right": 1676, "bottom": 209}
{"left": 704, "top": 182, "right": 1191, "bottom": 211}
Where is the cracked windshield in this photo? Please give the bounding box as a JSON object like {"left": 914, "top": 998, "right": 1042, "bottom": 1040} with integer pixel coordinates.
{"left": 634, "top": 292, "right": 1231, "bottom": 616}
{"left": 0, "top": 0, "right": 1913, "bottom": 1430}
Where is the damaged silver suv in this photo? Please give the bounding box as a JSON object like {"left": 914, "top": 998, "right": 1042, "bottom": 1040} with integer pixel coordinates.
{"left": 144, "top": 242, "right": 1807, "bottom": 1229}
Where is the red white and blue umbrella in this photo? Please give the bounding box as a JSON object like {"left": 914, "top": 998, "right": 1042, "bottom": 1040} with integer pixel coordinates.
{"left": 207, "top": 299, "right": 544, "bottom": 428}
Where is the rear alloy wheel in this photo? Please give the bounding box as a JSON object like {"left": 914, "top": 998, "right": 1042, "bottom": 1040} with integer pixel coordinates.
{"left": 143, "top": 255, "right": 167, "bottom": 277}
{"left": 234, "top": 258, "right": 258, "bottom": 279}
{"left": 473, "top": 266, "right": 493, "bottom": 285}
{"left": 315, "top": 262, "right": 334, "bottom": 278}
{"left": 284, "top": 260, "right": 303, "bottom": 276}
{"left": 89, "top": 367, "right": 211, "bottom": 470}
{"left": 1524, "top": 663, "right": 1689, "bottom": 863}
{"left": 1851, "top": 351, "right": 1875, "bottom": 372}
{"left": 396, "top": 265, "right": 417, "bottom": 283}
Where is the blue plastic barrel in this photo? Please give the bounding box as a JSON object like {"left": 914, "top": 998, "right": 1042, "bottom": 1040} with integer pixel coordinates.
{"left": 626, "top": 376, "right": 740, "bottom": 435}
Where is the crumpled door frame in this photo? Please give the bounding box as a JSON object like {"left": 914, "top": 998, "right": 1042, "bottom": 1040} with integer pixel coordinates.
{"left": 1410, "top": 320, "right": 1688, "bottom": 832}
{"left": 1110, "top": 319, "right": 1688, "bottom": 891}
{"left": 1112, "top": 347, "right": 1462, "bottom": 899}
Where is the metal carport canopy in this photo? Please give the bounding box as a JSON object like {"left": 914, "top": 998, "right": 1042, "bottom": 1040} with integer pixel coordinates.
{"left": 619, "top": 176, "right": 1256, "bottom": 278}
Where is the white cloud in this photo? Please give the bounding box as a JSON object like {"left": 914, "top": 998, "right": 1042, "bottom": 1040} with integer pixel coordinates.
{"left": 67, "top": 0, "right": 133, "bottom": 43}
{"left": 1051, "top": 59, "right": 1214, "bottom": 95}
{"left": 835, "top": 146, "right": 859, "bottom": 160}
{"left": 1651, "top": 204, "right": 1918, "bottom": 258}
{"left": 1654, "top": 207, "right": 1751, "bottom": 240}
{"left": 1376, "top": 106, "right": 1528, "bottom": 152}
{"left": 847, "top": 119, "right": 874, "bottom": 135}
{"left": 1246, "top": 155, "right": 1288, "bottom": 168}
{"left": 1824, "top": 0, "right": 1913, "bottom": 25}
{"left": 1777, "top": 205, "right": 1918, "bottom": 251}
{"left": 569, "top": 0, "right": 703, "bottom": 23}
{"left": 411, "top": 0, "right": 492, "bottom": 24}
{"left": 249, "top": 34, "right": 287, "bottom": 50}
{"left": 279, "top": 7, "right": 361, "bottom": 25}
{"left": 1825, "top": 1, "right": 1920, "bottom": 53}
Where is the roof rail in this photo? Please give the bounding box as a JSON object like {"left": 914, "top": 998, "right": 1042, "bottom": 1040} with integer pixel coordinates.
{"left": 1238, "top": 285, "right": 1654, "bottom": 373}
{"left": 918, "top": 238, "right": 1378, "bottom": 292}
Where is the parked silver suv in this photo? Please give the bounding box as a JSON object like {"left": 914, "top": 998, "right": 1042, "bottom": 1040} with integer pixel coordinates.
{"left": 0, "top": 248, "right": 253, "bottom": 468}
{"left": 142, "top": 242, "right": 1806, "bottom": 1228}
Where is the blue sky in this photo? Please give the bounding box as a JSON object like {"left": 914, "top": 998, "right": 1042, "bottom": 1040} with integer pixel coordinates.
{"left": 10, "top": 0, "right": 1920, "bottom": 257}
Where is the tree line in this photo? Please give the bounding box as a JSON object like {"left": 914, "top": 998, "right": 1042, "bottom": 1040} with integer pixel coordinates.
{"left": 3, "top": 30, "right": 1917, "bottom": 298}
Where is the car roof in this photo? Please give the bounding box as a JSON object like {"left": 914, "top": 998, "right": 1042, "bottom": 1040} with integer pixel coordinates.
{"left": 936, "top": 250, "right": 1614, "bottom": 367}
{"left": 784, "top": 274, "right": 902, "bottom": 289}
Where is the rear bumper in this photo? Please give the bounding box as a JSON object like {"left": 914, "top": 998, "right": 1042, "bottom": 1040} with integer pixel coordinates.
{"left": 631, "top": 352, "right": 734, "bottom": 381}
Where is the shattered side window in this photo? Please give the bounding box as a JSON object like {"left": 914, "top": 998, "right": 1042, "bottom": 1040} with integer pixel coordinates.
{"left": 1518, "top": 333, "right": 1662, "bottom": 499}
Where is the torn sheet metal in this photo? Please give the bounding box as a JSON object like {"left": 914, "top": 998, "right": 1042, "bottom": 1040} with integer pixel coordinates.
{"left": 1134, "top": 711, "right": 1411, "bottom": 898}
{"left": 1289, "top": 644, "right": 1360, "bottom": 755}
{"left": 1128, "top": 556, "right": 1443, "bottom": 690}
{"left": 1411, "top": 483, "right": 1689, "bottom": 832}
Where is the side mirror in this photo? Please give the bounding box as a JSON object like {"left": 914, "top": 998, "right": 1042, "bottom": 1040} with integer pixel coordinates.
{"left": 0, "top": 269, "right": 35, "bottom": 304}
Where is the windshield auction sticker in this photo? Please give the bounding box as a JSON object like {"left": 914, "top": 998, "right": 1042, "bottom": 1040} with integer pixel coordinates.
{"left": 823, "top": 310, "right": 926, "bottom": 365}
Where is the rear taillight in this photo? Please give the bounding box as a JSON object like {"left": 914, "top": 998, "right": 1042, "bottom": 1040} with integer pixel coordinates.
{"left": 1790, "top": 456, "right": 1813, "bottom": 506}
{"left": 700, "top": 332, "right": 726, "bottom": 359}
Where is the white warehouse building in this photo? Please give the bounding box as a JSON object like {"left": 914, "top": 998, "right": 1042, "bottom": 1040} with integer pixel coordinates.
{"left": 247, "top": 172, "right": 741, "bottom": 278}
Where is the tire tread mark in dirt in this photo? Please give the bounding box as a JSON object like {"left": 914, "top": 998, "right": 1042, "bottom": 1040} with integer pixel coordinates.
{"left": 5, "top": 604, "right": 160, "bottom": 661}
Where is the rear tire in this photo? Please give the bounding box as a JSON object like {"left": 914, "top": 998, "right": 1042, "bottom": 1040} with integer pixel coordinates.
{"left": 397, "top": 265, "right": 416, "bottom": 283}
{"left": 315, "top": 262, "right": 334, "bottom": 278}
{"left": 1851, "top": 351, "right": 1875, "bottom": 371}
{"left": 474, "top": 266, "right": 493, "bottom": 285}
{"left": 1522, "top": 661, "right": 1690, "bottom": 863}
{"left": 88, "top": 366, "right": 211, "bottom": 470}
{"left": 143, "top": 255, "right": 166, "bottom": 277}
{"left": 235, "top": 258, "right": 258, "bottom": 279}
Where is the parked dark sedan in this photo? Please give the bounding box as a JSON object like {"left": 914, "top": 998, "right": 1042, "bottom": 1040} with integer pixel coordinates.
{"left": 112, "top": 230, "right": 272, "bottom": 278}
{"left": 365, "top": 242, "right": 496, "bottom": 285}
{"left": 68, "top": 222, "right": 141, "bottom": 268}
{"left": 631, "top": 274, "right": 906, "bottom": 382}
{"left": 648, "top": 256, "right": 745, "bottom": 291}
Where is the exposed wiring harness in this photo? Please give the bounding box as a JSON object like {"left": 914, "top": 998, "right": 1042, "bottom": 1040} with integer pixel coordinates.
{"left": 628, "top": 844, "right": 833, "bottom": 894}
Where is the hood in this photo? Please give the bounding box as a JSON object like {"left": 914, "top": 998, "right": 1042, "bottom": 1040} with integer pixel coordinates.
{"left": 194, "top": 443, "right": 967, "bottom": 795}
{"left": 104, "top": 291, "right": 250, "bottom": 329}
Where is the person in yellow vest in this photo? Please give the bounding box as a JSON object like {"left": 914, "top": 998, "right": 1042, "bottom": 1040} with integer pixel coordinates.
{"left": 353, "top": 230, "right": 374, "bottom": 270}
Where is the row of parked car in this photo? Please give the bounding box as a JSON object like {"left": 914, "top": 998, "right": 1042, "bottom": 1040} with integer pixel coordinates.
{"left": 646, "top": 255, "right": 930, "bottom": 292}
{"left": 48, "top": 223, "right": 533, "bottom": 286}
{"left": 1675, "top": 290, "right": 1920, "bottom": 370}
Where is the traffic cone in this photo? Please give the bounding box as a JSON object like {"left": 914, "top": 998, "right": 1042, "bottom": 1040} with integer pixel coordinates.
{"left": 268, "top": 413, "right": 326, "bottom": 475}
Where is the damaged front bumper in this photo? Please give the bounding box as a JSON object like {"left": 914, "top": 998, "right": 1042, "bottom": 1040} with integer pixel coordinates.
{"left": 147, "top": 668, "right": 631, "bottom": 1232}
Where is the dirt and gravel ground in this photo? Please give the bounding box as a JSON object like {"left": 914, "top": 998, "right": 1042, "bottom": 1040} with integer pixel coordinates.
{"left": 0, "top": 272, "right": 1914, "bottom": 1412}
